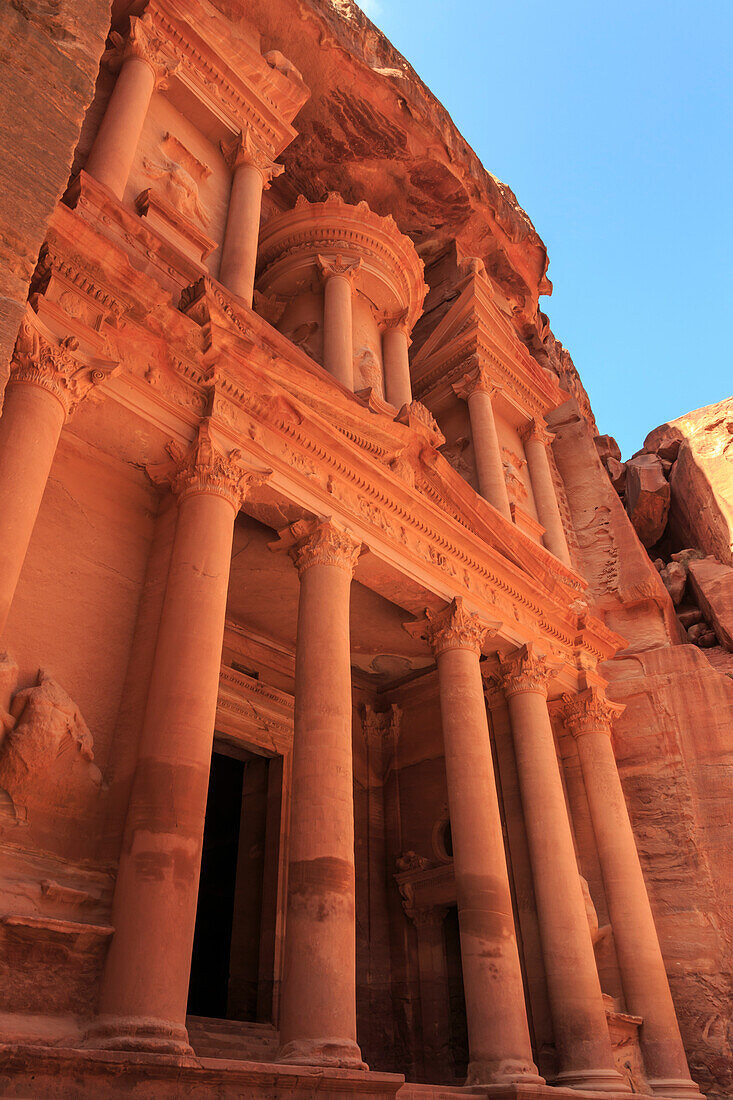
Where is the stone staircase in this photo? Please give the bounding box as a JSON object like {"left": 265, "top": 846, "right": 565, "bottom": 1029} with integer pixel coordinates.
{"left": 186, "top": 1016, "right": 279, "bottom": 1062}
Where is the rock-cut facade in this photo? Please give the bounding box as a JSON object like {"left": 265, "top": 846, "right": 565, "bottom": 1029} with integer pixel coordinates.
{"left": 0, "top": 1, "right": 730, "bottom": 1098}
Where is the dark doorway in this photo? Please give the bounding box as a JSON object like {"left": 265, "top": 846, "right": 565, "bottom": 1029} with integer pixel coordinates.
{"left": 188, "top": 750, "right": 244, "bottom": 1018}
{"left": 444, "top": 906, "right": 469, "bottom": 1081}
{"left": 187, "top": 748, "right": 274, "bottom": 1021}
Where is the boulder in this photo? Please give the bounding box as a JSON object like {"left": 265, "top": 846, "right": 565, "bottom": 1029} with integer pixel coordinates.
{"left": 624, "top": 453, "right": 670, "bottom": 547}
{"left": 643, "top": 423, "right": 684, "bottom": 463}
{"left": 605, "top": 456, "right": 627, "bottom": 493}
{"left": 659, "top": 560, "right": 687, "bottom": 605}
{"left": 688, "top": 556, "right": 733, "bottom": 651}
{"left": 594, "top": 434, "right": 622, "bottom": 464}
{"left": 687, "top": 622, "right": 717, "bottom": 648}
{"left": 678, "top": 608, "right": 704, "bottom": 629}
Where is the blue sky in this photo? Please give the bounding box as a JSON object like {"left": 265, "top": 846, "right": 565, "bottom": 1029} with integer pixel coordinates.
{"left": 358, "top": 1, "right": 732, "bottom": 457}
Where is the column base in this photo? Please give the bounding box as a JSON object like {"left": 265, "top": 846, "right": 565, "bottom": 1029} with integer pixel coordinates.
{"left": 466, "top": 1057, "right": 545, "bottom": 1086}
{"left": 649, "top": 1079, "right": 705, "bottom": 1099}
{"left": 554, "top": 1067, "right": 631, "bottom": 1093}
{"left": 83, "top": 1016, "right": 196, "bottom": 1061}
{"left": 277, "top": 1037, "right": 368, "bottom": 1070}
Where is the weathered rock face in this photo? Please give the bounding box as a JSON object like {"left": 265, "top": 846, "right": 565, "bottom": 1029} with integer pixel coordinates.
{"left": 0, "top": 0, "right": 111, "bottom": 398}
{"left": 688, "top": 556, "right": 733, "bottom": 651}
{"left": 647, "top": 399, "right": 733, "bottom": 565}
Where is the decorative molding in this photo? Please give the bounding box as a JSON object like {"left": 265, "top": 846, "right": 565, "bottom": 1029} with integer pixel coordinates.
{"left": 405, "top": 596, "right": 501, "bottom": 657}
{"left": 10, "top": 311, "right": 118, "bottom": 418}
{"left": 362, "top": 703, "right": 402, "bottom": 744}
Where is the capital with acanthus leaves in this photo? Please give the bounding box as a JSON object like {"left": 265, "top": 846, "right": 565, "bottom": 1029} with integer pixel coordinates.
{"left": 317, "top": 253, "right": 361, "bottom": 285}
{"left": 220, "top": 128, "right": 285, "bottom": 189}
{"left": 451, "top": 354, "right": 499, "bottom": 402}
{"left": 499, "top": 642, "right": 557, "bottom": 698}
{"left": 10, "top": 313, "right": 118, "bottom": 419}
{"left": 272, "top": 517, "right": 362, "bottom": 577}
{"left": 559, "top": 687, "right": 625, "bottom": 738}
{"left": 520, "top": 417, "right": 554, "bottom": 447}
{"left": 405, "top": 596, "right": 501, "bottom": 657}
{"left": 149, "top": 419, "right": 268, "bottom": 510}
{"left": 103, "top": 13, "right": 179, "bottom": 89}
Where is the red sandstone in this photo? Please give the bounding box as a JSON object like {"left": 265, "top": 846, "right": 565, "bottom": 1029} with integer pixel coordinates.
{"left": 0, "top": 3, "right": 730, "bottom": 1100}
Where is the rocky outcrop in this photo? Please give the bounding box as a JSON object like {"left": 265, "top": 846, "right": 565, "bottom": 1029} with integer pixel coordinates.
{"left": 624, "top": 453, "right": 670, "bottom": 548}
{"left": 0, "top": 0, "right": 111, "bottom": 399}
{"left": 688, "top": 556, "right": 733, "bottom": 651}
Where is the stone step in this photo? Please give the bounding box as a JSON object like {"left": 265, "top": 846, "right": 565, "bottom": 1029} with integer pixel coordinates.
{"left": 186, "top": 1015, "right": 279, "bottom": 1062}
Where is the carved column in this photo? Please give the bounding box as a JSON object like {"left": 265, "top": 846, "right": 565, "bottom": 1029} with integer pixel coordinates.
{"left": 452, "top": 360, "right": 512, "bottom": 520}
{"left": 276, "top": 519, "right": 366, "bottom": 1069}
{"left": 378, "top": 309, "right": 413, "bottom": 409}
{"left": 85, "top": 14, "right": 177, "bottom": 201}
{"left": 562, "top": 689, "right": 703, "bottom": 1099}
{"left": 500, "top": 646, "right": 627, "bottom": 1093}
{"left": 521, "top": 419, "right": 571, "bottom": 565}
{"left": 413, "top": 598, "right": 542, "bottom": 1086}
{"left": 0, "top": 316, "right": 116, "bottom": 638}
{"left": 318, "top": 255, "right": 360, "bottom": 391}
{"left": 89, "top": 421, "right": 262, "bottom": 1056}
{"left": 219, "top": 129, "right": 284, "bottom": 306}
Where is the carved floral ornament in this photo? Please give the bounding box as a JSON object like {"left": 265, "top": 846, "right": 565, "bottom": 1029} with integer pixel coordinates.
{"left": 406, "top": 596, "right": 501, "bottom": 657}
{"left": 560, "top": 687, "right": 625, "bottom": 738}
{"left": 103, "top": 13, "right": 179, "bottom": 89}
{"left": 499, "top": 642, "right": 558, "bottom": 698}
{"left": 219, "top": 128, "right": 285, "bottom": 189}
{"left": 10, "top": 314, "right": 118, "bottom": 418}
{"left": 316, "top": 253, "right": 362, "bottom": 284}
{"left": 148, "top": 418, "right": 269, "bottom": 510}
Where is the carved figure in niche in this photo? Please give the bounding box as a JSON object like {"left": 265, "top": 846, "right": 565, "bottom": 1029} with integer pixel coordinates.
{"left": 440, "top": 436, "right": 471, "bottom": 478}
{"left": 355, "top": 346, "right": 383, "bottom": 395}
{"left": 502, "top": 447, "right": 528, "bottom": 503}
{"left": 0, "top": 668, "right": 103, "bottom": 849}
{"left": 142, "top": 133, "right": 212, "bottom": 227}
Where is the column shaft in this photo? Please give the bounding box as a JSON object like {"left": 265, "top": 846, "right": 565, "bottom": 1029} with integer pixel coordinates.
{"left": 524, "top": 434, "right": 571, "bottom": 565}
{"left": 0, "top": 382, "right": 66, "bottom": 637}
{"left": 437, "top": 645, "right": 541, "bottom": 1085}
{"left": 576, "top": 725, "right": 701, "bottom": 1097}
{"left": 93, "top": 485, "right": 237, "bottom": 1054}
{"left": 277, "top": 526, "right": 364, "bottom": 1068}
{"left": 219, "top": 162, "right": 263, "bottom": 306}
{"left": 382, "top": 327, "right": 412, "bottom": 409}
{"left": 323, "top": 275, "right": 355, "bottom": 390}
{"left": 505, "top": 674, "right": 626, "bottom": 1092}
{"left": 467, "top": 389, "right": 512, "bottom": 519}
{"left": 85, "top": 56, "right": 156, "bottom": 200}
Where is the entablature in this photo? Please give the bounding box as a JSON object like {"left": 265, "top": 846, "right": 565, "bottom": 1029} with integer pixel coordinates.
{"left": 39, "top": 201, "right": 624, "bottom": 676}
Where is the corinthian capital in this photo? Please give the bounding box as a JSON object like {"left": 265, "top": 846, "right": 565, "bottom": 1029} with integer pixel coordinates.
{"left": 451, "top": 355, "right": 499, "bottom": 402}
{"left": 520, "top": 418, "right": 554, "bottom": 447}
{"left": 374, "top": 307, "right": 411, "bottom": 338}
{"left": 220, "top": 128, "right": 285, "bottom": 189}
{"left": 10, "top": 313, "right": 118, "bottom": 418}
{"left": 151, "top": 419, "right": 267, "bottom": 509}
{"left": 317, "top": 253, "right": 361, "bottom": 284}
{"left": 500, "top": 643, "right": 555, "bottom": 698}
{"left": 103, "top": 13, "right": 179, "bottom": 89}
{"left": 406, "top": 596, "right": 501, "bottom": 657}
{"left": 278, "top": 518, "right": 362, "bottom": 577}
{"left": 560, "top": 687, "right": 625, "bottom": 738}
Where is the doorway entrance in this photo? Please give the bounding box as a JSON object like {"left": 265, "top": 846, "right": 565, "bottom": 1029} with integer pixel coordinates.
{"left": 187, "top": 745, "right": 282, "bottom": 1023}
